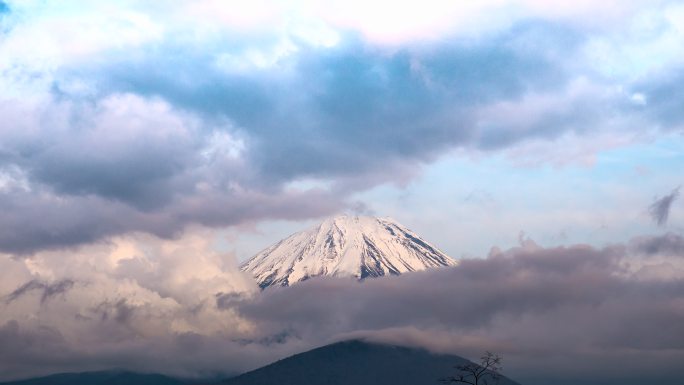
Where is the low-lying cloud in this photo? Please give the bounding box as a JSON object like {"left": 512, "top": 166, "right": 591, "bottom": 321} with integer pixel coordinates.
{"left": 1, "top": 233, "right": 684, "bottom": 385}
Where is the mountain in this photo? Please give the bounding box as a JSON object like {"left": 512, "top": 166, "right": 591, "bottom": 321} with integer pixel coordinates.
{"left": 241, "top": 215, "right": 457, "bottom": 288}
{"left": 0, "top": 342, "right": 522, "bottom": 385}
{"left": 220, "top": 340, "right": 521, "bottom": 385}
{"left": 0, "top": 371, "right": 187, "bottom": 385}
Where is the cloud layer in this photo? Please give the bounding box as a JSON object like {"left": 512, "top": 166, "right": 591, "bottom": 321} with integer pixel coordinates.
{"left": 2, "top": 232, "right": 684, "bottom": 384}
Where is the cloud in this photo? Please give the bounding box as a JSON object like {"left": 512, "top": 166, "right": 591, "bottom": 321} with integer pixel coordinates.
{"left": 0, "top": 229, "right": 271, "bottom": 380}
{"left": 83, "top": 22, "right": 575, "bottom": 181}
{"left": 0, "top": 1, "right": 683, "bottom": 253}
{"left": 233, "top": 237, "right": 684, "bottom": 385}
{"left": 0, "top": 231, "right": 312, "bottom": 381}
{"left": 2, "top": 232, "right": 683, "bottom": 384}
{"left": 0, "top": 93, "right": 350, "bottom": 254}
{"left": 1, "top": 3, "right": 684, "bottom": 383}
{"left": 649, "top": 187, "right": 680, "bottom": 226}
{"left": 636, "top": 67, "right": 684, "bottom": 130}
{"left": 0, "top": 185, "right": 344, "bottom": 255}
{"left": 5, "top": 279, "right": 74, "bottom": 304}
{"left": 0, "top": 16, "right": 590, "bottom": 253}
{"left": 630, "top": 232, "right": 684, "bottom": 255}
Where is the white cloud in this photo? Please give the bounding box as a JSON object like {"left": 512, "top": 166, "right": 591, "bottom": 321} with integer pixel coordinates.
{"left": 0, "top": 2, "right": 163, "bottom": 91}
{"left": 0, "top": 229, "right": 258, "bottom": 341}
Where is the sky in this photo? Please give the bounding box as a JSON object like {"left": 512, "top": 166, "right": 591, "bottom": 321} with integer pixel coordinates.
{"left": 0, "top": 1, "right": 683, "bottom": 384}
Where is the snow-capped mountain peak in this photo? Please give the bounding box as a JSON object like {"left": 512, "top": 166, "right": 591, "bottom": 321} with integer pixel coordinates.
{"left": 241, "top": 215, "right": 457, "bottom": 288}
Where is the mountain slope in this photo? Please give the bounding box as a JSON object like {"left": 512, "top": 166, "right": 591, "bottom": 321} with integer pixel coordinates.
{"left": 241, "top": 215, "right": 457, "bottom": 288}
{"left": 221, "top": 340, "right": 521, "bottom": 385}
{"left": 0, "top": 342, "right": 522, "bottom": 385}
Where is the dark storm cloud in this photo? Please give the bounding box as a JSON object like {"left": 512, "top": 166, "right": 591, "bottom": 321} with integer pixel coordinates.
{"left": 649, "top": 187, "right": 680, "bottom": 226}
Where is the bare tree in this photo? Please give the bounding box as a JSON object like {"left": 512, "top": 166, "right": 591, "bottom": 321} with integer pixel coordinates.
{"left": 440, "top": 351, "right": 503, "bottom": 385}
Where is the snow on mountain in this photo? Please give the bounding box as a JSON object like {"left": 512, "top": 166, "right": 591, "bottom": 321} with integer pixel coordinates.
{"left": 241, "top": 215, "right": 458, "bottom": 288}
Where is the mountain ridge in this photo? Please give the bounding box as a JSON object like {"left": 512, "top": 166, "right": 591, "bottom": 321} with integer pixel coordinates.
{"left": 0, "top": 370, "right": 189, "bottom": 385}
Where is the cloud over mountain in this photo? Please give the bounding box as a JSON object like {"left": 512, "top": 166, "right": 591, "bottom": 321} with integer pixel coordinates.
{"left": 1, "top": 3, "right": 684, "bottom": 384}
{"left": 2, "top": 232, "right": 684, "bottom": 384}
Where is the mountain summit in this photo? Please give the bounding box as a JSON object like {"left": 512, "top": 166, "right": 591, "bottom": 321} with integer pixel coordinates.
{"left": 241, "top": 215, "right": 457, "bottom": 288}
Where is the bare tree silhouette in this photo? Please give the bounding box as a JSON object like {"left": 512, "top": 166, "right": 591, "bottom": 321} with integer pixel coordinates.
{"left": 440, "top": 351, "right": 503, "bottom": 385}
